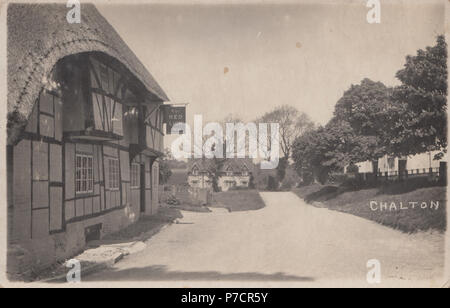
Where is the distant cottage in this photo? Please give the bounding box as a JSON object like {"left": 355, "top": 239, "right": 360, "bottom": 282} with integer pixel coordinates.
{"left": 7, "top": 4, "right": 169, "bottom": 275}
{"left": 187, "top": 158, "right": 253, "bottom": 191}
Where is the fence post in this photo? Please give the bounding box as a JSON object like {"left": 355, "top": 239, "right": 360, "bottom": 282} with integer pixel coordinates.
{"left": 439, "top": 162, "right": 447, "bottom": 184}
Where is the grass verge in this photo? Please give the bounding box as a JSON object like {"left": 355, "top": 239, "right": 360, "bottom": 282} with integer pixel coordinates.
{"left": 292, "top": 183, "right": 446, "bottom": 233}
{"left": 169, "top": 204, "right": 211, "bottom": 213}
{"left": 211, "top": 189, "right": 265, "bottom": 212}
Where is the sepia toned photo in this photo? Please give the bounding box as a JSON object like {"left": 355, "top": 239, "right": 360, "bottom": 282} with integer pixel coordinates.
{"left": 1, "top": 0, "right": 449, "bottom": 290}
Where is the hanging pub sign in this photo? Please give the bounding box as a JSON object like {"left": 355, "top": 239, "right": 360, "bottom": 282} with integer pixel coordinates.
{"left": 163, "top": 105, "right": 186, "bottom": 134}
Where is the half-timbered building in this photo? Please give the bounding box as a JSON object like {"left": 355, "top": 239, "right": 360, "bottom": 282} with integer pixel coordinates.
{"left": 7, "top": 4, "right": 168, "bottom": 275}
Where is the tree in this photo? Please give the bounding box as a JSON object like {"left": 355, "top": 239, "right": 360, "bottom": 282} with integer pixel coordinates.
{"left": 163, "top": 147, "right": 188, "bottom": 169}
{"left": 259, "top": 105, "right": 314, "bottom": 160}
{"left": 194, "top": 114, "right": 245, "bottom": 192}
{"left": 292, "top": 79, "right": 394, "bottom": 183}
{"left": 333, "top": 78, "right": 392, "bottom": 168}
{"left": 335, "top": 79, "right": 392, "bottom": 136}
{"left": 257, "top": 105, "right": 314, "bottom": 183}
{"left": 266, "top": 175, "right": 278, "bottom": 191}
{"left": 292, "top": 126, "right": 339, "bottom": 184}
{"left": 389, "top": 35, "right": 447, "bottom": 159}
{"left": 293, "top": 36, "right": 447, "bottom": 185}
{"left": 346, "top": 163, "right": 359, "bottom": 174}
{"left": 322, "top": 118, "right": 376, "bottom": 169}
{"left": 292, "top": 118, "right": 381, "bottom": 184}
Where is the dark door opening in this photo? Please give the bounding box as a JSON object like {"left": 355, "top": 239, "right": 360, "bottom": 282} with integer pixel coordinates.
{"left": 140, "top": 163, "right": 146, "bottom": 213}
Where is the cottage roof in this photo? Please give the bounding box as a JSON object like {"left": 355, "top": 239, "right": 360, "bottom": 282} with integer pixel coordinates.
{"left": 188, "top": 158, "right": 216, "bottom": 173}
{"left": 221, "top": 158, "right": 253, "bottom": 173}
{"left": 7, "top": 3, "right": 169, "bottom": 144}
{"left": 188, "top": 158, "right": 254, "bottom": 173}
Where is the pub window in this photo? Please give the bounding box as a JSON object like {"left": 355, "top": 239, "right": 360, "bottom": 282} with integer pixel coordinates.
{"left": 108, "top": 158, "right": 120, "bottom": 190}
{"left": 131, "top": 163, "right": 140, "bottom": 188}
{"left": 76, "top": 154, "right": 94, "bottom": 194}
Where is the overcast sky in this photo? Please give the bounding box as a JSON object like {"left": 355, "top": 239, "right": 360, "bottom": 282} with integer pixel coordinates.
{"left": 97, "top": 0, "right": 445, "bottom": 142}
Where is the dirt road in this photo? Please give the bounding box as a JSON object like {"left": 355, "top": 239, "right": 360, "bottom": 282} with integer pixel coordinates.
{"left": 84, "top": 192, "right": 445, "bottom": 287}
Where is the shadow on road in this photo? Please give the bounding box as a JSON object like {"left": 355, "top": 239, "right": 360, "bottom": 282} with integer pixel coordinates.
{"left": 85, "top": 265, "right": 314, "bottom": 282}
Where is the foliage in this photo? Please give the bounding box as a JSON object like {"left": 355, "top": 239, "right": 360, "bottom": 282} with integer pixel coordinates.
{"left": 280, "top": 178, "right": 293, "bottom": 191}
{"left": 300, "top": 170, "right": 314, "bottom": 186}
{"left": 388, "top": 35, "right": 447, "bottom": 159}
{"left": 293, "top": 78, "right": 394, "bottom": 184}
{"left": 249, "top": 174, "right": 256, "bottom": 189}
{"left": 346, "top": 163, "right": 359, "bottom": 174}
{"left": 276, "top": 157, "right": 288, "bottom": 182}
{"left": 165, "top": 159, "right": 188, "bottom": 169}
{"left": 293, "top": 127, "right": 336, "bottom": 181}
{"left": 201, "top": 114, "right": 245, "bottom": 192}
{"left": 163, "top": 148, "right": 188, "bottom": 169}
{"left": 257, "top": 105, "right": 314, "bottom": 183}
{"left": 258, "top": 105, "right": 314, "bottom": 160}
{"left": 334, "top": 78, "right": 392, "bottom": 137}
{"left": 292, "top": 35, "right": 447, "bottom": 184}
{"left": 266, "top": 176, "right": 278, "bottom": 191}
{"left": 333, "top": 78, "right": 392, "bottom": 161}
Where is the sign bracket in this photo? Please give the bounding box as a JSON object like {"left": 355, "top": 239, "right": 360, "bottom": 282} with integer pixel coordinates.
{"left": 144, "top": 103, "right": 188, "bottom": 125}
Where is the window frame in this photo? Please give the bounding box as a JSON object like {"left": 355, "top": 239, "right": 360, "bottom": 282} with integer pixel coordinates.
{"left": 107, "top": 158, "right": 120, "bottom": 191}
{"left": 75, "top": 153, "right": 94, "bottom": 195}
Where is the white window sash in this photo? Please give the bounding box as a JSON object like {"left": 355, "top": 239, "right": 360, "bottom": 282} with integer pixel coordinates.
{"left": 75, "top": 154, "right": 94, "bottom": 194}
{"left": 108, "top": 158, "right": 120, "bottom": 190}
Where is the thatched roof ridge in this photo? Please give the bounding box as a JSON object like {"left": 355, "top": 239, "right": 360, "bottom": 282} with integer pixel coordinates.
{"left": 187, "top": 158, "right": 216, "bottom": 173}
{"left": 187, "top": 158, "right": 254, "bottom": 173}
{"left": 221, "top": 158, "right": 254, "bottom": 173}
{"left": 7, "top": 3, "right": 169, "bottom": 144}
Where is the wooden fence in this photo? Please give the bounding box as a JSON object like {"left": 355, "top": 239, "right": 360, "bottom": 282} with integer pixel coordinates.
{"left": 351, "top": 163, "right": 446, "bottom": 184}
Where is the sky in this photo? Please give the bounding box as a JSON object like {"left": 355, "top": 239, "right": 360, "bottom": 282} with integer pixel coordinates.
{"left": 97, "top": 0, "right": 445, "bottom": 144}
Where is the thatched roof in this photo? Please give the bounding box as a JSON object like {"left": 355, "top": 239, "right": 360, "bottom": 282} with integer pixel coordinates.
{"left": 221, "top": 158, "right": 254, "bottom": 173}
{"left": 188, "top": 158, "right": 254, "bottom": 174}
{"left": 188, "top": 158, "right": 216, "bottom": 174}
{"left": 7, "top": 3, "right": 169, "bottom": 144}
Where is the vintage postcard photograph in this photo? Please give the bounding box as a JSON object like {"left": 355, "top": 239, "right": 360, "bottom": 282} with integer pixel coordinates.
{"left": 0, "top": 0, "right": 449, "bottom": 290}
